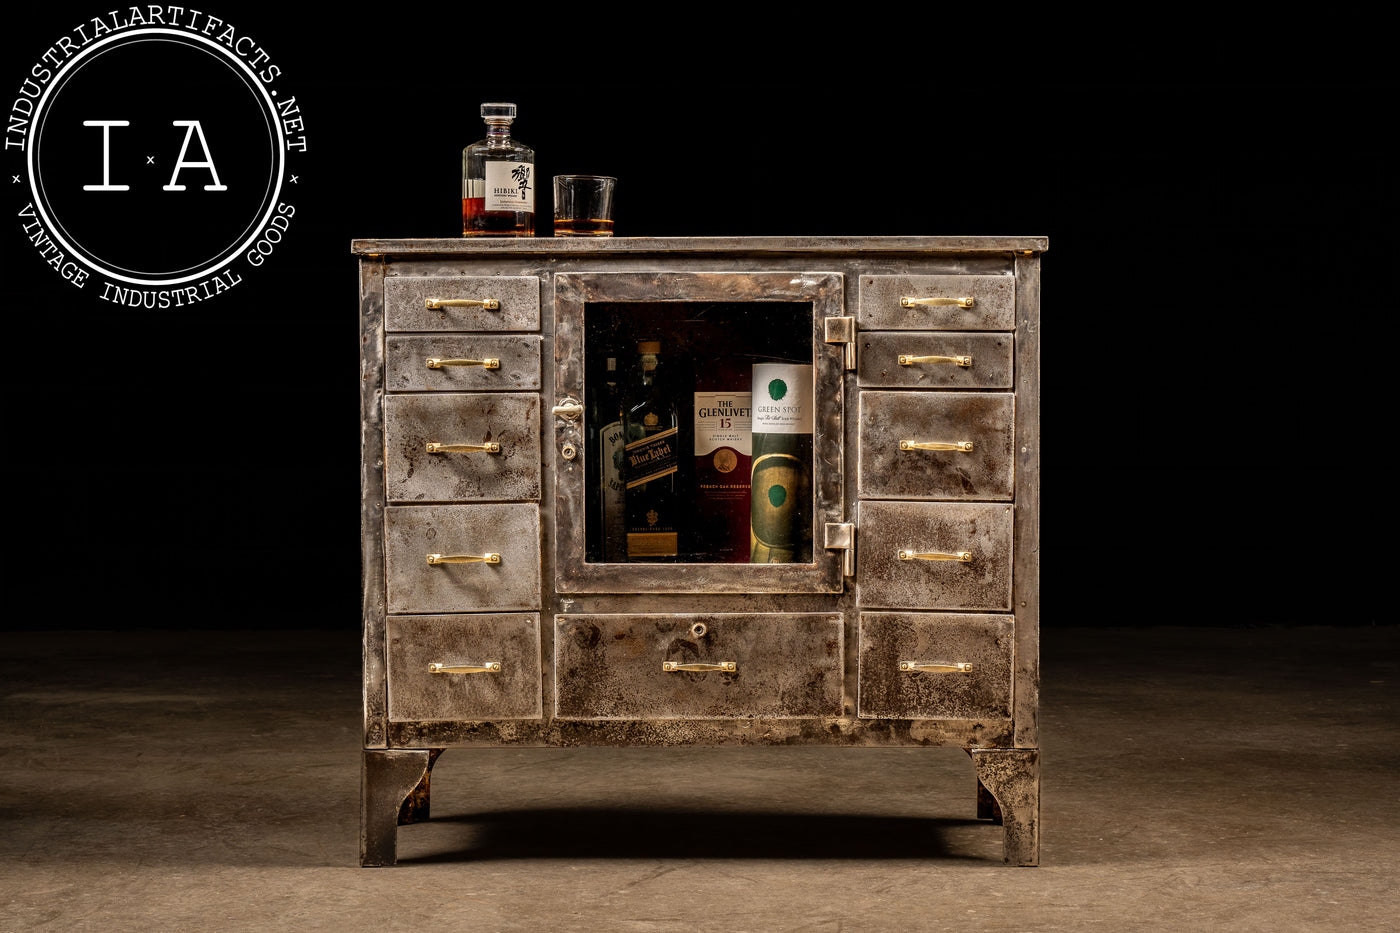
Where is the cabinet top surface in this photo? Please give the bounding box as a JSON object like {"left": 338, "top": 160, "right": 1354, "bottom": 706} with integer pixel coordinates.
{"left": 351, "top": 235, "right": 1048, "bottom": 257}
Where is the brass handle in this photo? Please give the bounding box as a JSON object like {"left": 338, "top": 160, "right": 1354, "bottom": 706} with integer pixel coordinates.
{"left": 900, "top": 440, "right": 973, "bottom": 452}
{"left": 424, "top": 297, "right": 500, "bottom": 310}
{"left": 425, "top": 442, "right": 501, "bottom": 454}
{"left": 900, "top": 296, "right": 974, "bottom": 308}
{"left": 662, "top": 661, "right": 737, "bottom": 672}
{"left": 899, "top": 354, "right": 972, "bottom": 367}
{"left": 900, "top": 661, "right": 973, "bottom": 673}
{"left": 426, "top": 357, "right": 500, "bottom": 369}
{"left": 429, "top": 661, "right": 501, "bottom": 674}
{"left": 426, "top": 553, "right": 501, "bottom": 564}
{"left": 898, "top": 549, "right": 972, "bottom": 562}
{"left": 552, "top": 400, "right": 584, "bottom": 421}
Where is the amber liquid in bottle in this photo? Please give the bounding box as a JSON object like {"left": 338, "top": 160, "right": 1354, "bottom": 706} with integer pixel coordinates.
{"left": 462, "top": 102, "right": 535, "bottom": 237}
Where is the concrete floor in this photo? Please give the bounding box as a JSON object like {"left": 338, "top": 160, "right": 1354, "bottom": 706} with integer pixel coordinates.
{"left": 2, "top": 626, "right": 1396, "bottom": 932}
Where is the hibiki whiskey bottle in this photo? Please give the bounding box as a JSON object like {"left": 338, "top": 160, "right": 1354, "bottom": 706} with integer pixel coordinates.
{"left": 462, "top": 102, "right": 535, "bottom": 236}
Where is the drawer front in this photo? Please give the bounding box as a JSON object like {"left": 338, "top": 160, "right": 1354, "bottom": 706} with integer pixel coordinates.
{"left": 384, "top": 504, "right": 541, "bottom": 613}
{"left": 857, "top": 274, "right": 1014, "bottom": 331}
{"left": 857, "top": 332, "right": 1013, "bottom": 389}
{"left": 387, "top": 613, "right": 542, "bottom": 721}
{"left": 386, "top": 335, "right": 542, "bottom": 391}
{"left": 858, "top": 391, "right": 1014, "bottom": 500}
{"left": 384, "top": 393, "right": 541, "bottom": 502}
{"left": 385, "top": 275, "right": 540, "bottom": 332}
{"left": 554, "top": 613, "right": 843, "bottom": 720}
{"left": 857, "top": 612, "right": 1013, "bottom": 720}
{"left": 857, "top": 501, "right": 1013, "bottom": 610}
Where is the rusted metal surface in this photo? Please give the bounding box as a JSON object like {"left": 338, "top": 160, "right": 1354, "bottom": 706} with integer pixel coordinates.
{"left": 397, "top": 747, "right": 443, "bottom": 825}
{"left": 360, "top": 749, "right": 432, "bottom": 867}
{"left": 857, "top": 611, "right": 1014, "bottom": 720}
{"left": 384, "top": 274, "right": 540, "bottom": 331}
{"left": 386, "top": 334, "right": 542, "bottom": 391}
{"left": 387, "top": 614, "right": 542, "bottom": 721}
{"left": 972, "top": 748, "right": 1040, "bottom": 866}
{"left": 358, "top": 239, "right": 1044, "bottom": 866}
{"left": 856, "top": 273, "right": 1016, "bottom": 331}
{"left": 383, "top": 393, "right": 541, "bottom": 502}
{"left": 857, "top": 391, "right": 1015, "bottom": 500}
{"left": 554, "top": 613, "right": 842, "bottom": 720}
{"left": 856, "top": 500, "right": 1014, "bottom": 611}
{"left": 383, "top": 504, "right": 541, "bottom": 614}
{"left": 856, "top": 332, "right": 1013, "bottom": 389}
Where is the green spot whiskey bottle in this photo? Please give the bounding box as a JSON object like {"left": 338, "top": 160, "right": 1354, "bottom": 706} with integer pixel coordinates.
{"left": 750, "top": 362, "right": 813, "bottom": 563}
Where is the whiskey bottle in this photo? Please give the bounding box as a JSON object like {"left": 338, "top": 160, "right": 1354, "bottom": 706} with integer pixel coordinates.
{"left": 586, "top": 357, "right": 627, "bottom": 562}
{"left": 462, "top": 102, "right": 535, "bottom": 236}
{"left": 622, "top": 341, "right": 681, "bottom": 561}
{"left": 750, "top": 362, "right": 813, "bottom": 563}
{"left": 693, "top": 356, "right": 752, "bottom": 562}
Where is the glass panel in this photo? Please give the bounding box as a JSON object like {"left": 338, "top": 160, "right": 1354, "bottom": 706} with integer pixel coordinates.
{"left": 553, "top": 271, "right": 844, "bottom": 595}
{"left": 582, "top": 302, "right": 813, "bottom": 564}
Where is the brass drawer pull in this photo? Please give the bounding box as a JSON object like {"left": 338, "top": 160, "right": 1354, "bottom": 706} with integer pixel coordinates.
{"left": 898, "top": 549, "right": 972, "bottom": 562}
{"left": 900, "top": 296, "right": 974, "bottom": 309}
{"left": 424, "top": 297, "right": 500, "bottom": 310}
{"left": 898, "top": 354, "right": 972, "bottom": 367}
{"left": 662, "top": 661, "right": 737, "bottom": 673}
{"left": 900, "top": 440, "right": 973, "bottom": 452}
{"left": 428, "top": 661, "right": 501, "bottom": 674}
{"left": 426, "top": 553, "right": 501, "bottom": 565}
{"left": 900, "top": 661, "right": 973, "bottom": 674}
{"left": 426, "top": 357, "right": 500, "bottom": 369}
{"left": 426, "top": 442, "right": 501, "bottom": 454}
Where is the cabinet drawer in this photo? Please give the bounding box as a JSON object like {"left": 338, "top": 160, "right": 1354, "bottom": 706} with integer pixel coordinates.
{"left": 554, "top": 613, "right": 842, "bottom": 720}
{"left": 858, "top": 275, "right": 1014, "bottom": 331}
{"left": 857, "top": 612, "right": 1013, "bottom": 720}
{"left": 858, "top": 391, "right": 1013, "bottom": 500}
{"left": 383, "top": 393, "right": 540, "bottom": 502}
{"left": 857, "top": 332, "right": 1012, "bottom": 389}
{"left": 386, "top": 335, "right": 542, "bottom": 391}
{"left": 857, "top": 501, "right": 1013, "bottom": 610}
{"left": 387, "top": 613, "right": 542, "bottom": 721}
{"left": 384, "top": 504, "right": 540, "bottom": 613}
{"left": 385, "top": 275, "right": 540, "bottom": 332}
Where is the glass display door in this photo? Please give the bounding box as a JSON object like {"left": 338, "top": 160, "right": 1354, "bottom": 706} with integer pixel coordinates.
{"left": 553, "top": 272, "right": 845, "bottom": 593}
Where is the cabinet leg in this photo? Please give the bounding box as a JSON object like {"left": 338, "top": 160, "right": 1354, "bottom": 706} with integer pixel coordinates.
{"left": 361, "top": 749, "right": 433, "bottom": 867}
{"left": 398, "top": 748, "right": 444, "bottom": 825}
{"left": 976, "top": 776, "right": 1002, "bottom": 822}
{"left": 971, "top": 748, "right": 1040, "bottom": 866}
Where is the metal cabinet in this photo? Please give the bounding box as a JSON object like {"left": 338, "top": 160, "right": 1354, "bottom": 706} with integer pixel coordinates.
{"left": 357, "top": 237, "right": 1043, "bottom": 866}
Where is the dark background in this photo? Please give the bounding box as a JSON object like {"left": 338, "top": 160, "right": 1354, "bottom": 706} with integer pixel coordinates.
{"left": 5, "top": 9, "right": 1393, "bottom": 631}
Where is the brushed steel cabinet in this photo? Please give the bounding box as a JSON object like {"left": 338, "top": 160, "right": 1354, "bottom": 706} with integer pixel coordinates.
{"left": 358, "top": 237, "right": 1043, "bottom": 867}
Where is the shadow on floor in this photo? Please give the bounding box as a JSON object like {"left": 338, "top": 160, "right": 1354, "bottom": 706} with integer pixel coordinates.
{"left": 395, "top": 806, "right": 993, "bottom": 863}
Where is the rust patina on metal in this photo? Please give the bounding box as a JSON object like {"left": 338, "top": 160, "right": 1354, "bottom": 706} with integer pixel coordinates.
{"left": 356, "top": 237, "right": 1043, "bottom": 867}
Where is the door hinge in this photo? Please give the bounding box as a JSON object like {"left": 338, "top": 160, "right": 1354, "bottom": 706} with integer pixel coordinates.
{"left": 825, "top": 522, "right": 855, "bottom": 577}
{"left": 824, "top": 316, "right": 856, "bottom": 371}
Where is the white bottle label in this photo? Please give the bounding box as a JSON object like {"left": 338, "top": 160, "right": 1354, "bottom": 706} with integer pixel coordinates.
{"left": 694, "top": 392, "right": 752, "bottom": 456}
{"left": 752, "top": 364, "right": 813, "bottom": 434}
{"left": 484, "top": 161, "right": 534, "bottom": 212}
